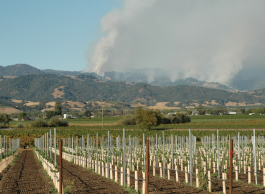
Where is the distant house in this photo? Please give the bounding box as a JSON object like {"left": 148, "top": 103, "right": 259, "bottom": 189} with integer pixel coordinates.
{"left": 168, "top": 112, "right": 177, "bottom": 115}
{"left": 29, "top": 117, "right": 37, "bottom": 120}
{"left": 63, "top": 114, "right": 73, "bottom": 119}
{"left": 205, "top": 113, "right": 211, "bottom": 115}
{"left": 228, "top": 112, "right": 241, "bottom": 115}
{"left": 192, "top": 110, "right": 198, "bottom": 115}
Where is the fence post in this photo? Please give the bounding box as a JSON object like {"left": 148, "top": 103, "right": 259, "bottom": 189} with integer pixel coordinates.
{"left": 229, "top": 138, "right": 233, "bottom": 194}
{"left": 59, "top": 139, "right": 63, "bottom": 194}
{"left": 146, "top": 139, "right": 149, "bottom": 194}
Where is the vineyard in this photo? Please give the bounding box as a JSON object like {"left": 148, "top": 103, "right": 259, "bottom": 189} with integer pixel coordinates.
{"left": 32, "top": 128, "right": 265, "bottom": 193}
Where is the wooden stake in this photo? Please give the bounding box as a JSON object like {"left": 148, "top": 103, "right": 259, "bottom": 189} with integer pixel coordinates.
{"left": 59, "top": 140, "right": 63, "bottom": 194}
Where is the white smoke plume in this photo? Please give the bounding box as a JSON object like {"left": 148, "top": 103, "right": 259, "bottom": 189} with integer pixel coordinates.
{"left": 85, "top": 0, "right": 265, "bottom": 85}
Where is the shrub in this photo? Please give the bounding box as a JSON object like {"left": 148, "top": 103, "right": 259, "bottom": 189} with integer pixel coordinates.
{"left": 176, "top": 113, "right": 191, "bottom": 123}
{"left": 162, "top": 115, "right": 180, "bottom": 124}
{"left": 31, "top": 119, "right": 48, "bottom": 127}
{"left": 49, "top": 116, "right": 68, "bottom": 127}
{"left": 16, "top": 123, "right": 24, "bottom": 129}
{"left": 46, "top": 111, "right": 55, "bottom": 119}
{"left": 119, "top": 114, "right": 136, "bottom": 125}
{"left": 0, "top": 113, "right": 9, "bottom": 128}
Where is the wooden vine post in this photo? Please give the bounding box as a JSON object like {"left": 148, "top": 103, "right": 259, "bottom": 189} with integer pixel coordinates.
{"left": 145, "top": 139, "right": 149, "bottom": 194}
{"left": 59, "top": 139, "right": 63, "bottom": 194}
{"left": 229, "top": 139, "right": 233, "bottom": 194}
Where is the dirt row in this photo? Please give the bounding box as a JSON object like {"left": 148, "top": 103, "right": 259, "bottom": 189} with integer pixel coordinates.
{"left": 60, "top": 158, "right": 210, "bottom": 194}
{"left": 150, "top": 164, "right": 265, "bottom": 194}
{"left": 0, "top": 149, "right": 53, "bottom": 193}
{"left": 1, "top": 149, "right": 264, "bottom": 193}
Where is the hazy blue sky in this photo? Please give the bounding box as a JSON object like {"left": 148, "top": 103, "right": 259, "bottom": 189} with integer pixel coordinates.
{"left": 0, "top": 0, "right": 121, "bottom": 71}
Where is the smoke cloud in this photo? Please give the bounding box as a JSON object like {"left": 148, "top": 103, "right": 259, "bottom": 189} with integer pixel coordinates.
{"left": 85, "top": 0, "right": 265, "bottom": 85}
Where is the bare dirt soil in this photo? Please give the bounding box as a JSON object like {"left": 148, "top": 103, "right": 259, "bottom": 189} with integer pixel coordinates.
{"left": 60, "top": 158, "right": 127, "bottom": 193}
{"left": 151, "top": 164, "right": 265, "bottom": 194}
{"left": 0, "top": 149, "right": 54, "bottom": 193}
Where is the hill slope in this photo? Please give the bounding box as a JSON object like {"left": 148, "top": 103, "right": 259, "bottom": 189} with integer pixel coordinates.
{"left": 0, "top": 74, "right": 263, "bottom": 106}
{"left": 0, "top": 64, "right": 43, "bottom": 76}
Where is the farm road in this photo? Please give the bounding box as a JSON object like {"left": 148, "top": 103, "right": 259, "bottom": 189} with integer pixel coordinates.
{"left": 0, "top": 149, "right": 53, "bottom": 194}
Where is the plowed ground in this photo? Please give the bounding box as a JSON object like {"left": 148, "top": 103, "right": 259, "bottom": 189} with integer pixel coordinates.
{"left": 60, "top": 158, "right": 127, "bottom": 193}
{"left": 0, "top": 149, "right": 53, "bottom": 194}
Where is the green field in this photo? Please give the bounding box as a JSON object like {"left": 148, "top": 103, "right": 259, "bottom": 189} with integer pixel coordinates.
{"left": 8, "top": 114, "right": 265, "bottom": 130}
{"left": 65, "top": 116, "right": 122, "bottom": 124}
{"left": 3, "top": 114, "right": 265, "bottom": 147}
{"left": 190, "top": 114, "right": 265, "bottom": 123}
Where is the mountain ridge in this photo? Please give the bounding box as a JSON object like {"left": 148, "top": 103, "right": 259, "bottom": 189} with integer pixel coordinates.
{"left": 0, "top": 74, "right": 264, "bottom": 108}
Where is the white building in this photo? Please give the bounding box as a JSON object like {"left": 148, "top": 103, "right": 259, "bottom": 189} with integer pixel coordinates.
{"left": 228, "top": 112, "right": 241, "bottom": 115}
{"left": 63, "top": 114, "right": 73, "bottom": 119}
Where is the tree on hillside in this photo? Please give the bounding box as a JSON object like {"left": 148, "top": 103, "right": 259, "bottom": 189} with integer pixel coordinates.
{"left": 54, "top": 101, "right": 62, "bottom": 115}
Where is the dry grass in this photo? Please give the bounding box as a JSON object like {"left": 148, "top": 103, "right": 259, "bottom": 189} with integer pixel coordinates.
{"left": 46, "top": 101, "right": 56, "bottom": 107}
{"left": 131, "top": 103, "right": 146, "bottom": 108}
{"left": 0, "top": 107, "right": 20, "bottom": 114}
{"left": 95, "top": 101, "right": 113, "bottom": 107}
{"left": 11, "top": 99, "right": 23, "bottom": 103}
{"left": 191, "top": 102, "right": 200, "bottom": 107}
{"left": 67, "top": 101, "right": 85, "bottom": 108}
{"left": 25, "top": 101, "right": 39, "bottom": 106}
{"left": 225, "top": 101, "right": 238, "bottom": 106}
{"left": 41, "top": 107, "right": 54, "bottom": 112}
{"left": 148, "top": 102, "right": 180, "bottom": 110}
{"left": 211, "top": 100, "right": 219, "bottom": 105}
{"left": 3, "top": 76, "right": 17, "bottom": 79}
{"left": 52, "top": 86, "right": 65, "bottom": 98}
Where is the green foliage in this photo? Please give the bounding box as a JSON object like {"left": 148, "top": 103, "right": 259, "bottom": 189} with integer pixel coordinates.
{"left": 162, "top": 115, "right": 179, "bottom": 124}
{"left": 0, "top": 113, "right": 9, "bottom": 124}
{"left": 16, "top": 123, "right": 24, "bottom": 129}
{"left": 31, "top": 118, "right": 48, "bottom": 127}
{"left": 17, "top": 112, "right": 28, "bottom": 121}
{"left": 83, "top": 110, "right": 92, "bottom": 118}
{"left": 46, "top": 111, "right": 55, "bottom": 119}
{"left": 186, "top": 110, "right": 192, "bottom": 115}
{"left": 176, "top": 113, "right": 191, "bottom": 123}
{"left": 135, "top": 107, "right": 163, "bottom": 130}
{"left": 49, "top": 116, "right": 68, "bottom": 127}
{"left": 0, "top": 74, "right": 264, "bottom": 105}
{"left": 119, "top": 114, "right": 136, "bottom": 125}
{"left": 54, "top": 101, "right": 62, "bottom": 115}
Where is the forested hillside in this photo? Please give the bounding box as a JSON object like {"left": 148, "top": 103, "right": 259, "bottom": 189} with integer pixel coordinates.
{"left": 0, "top": 74, "right": 263, "bottom": 104}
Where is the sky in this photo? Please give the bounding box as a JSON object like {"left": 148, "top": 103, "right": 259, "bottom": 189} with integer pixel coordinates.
{"left": 0, "top": 0, "right": 121, "bottom": 71}
{"left": 1, "top": 1, "right": 265, "bottom": 86}
{"left": 86, "top": 0, "right": 265, "bottom": 85}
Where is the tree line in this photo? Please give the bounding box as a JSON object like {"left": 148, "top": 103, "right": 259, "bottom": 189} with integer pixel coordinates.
{"left": 119, "top": 107, "right": 191, "bottom": 130}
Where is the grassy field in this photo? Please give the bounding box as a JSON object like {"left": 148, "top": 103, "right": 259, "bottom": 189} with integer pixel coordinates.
{"left": 3, "top": 114, "right": 265, "bottom": 147}
{"left": 190, "top": 114, "right": 265, "bottom": 122}
{"left": 65, "top": 116, "right": 122, "bottom": 124}
{"left": 7, "top": 114, "right": 265, "bottom": 130}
